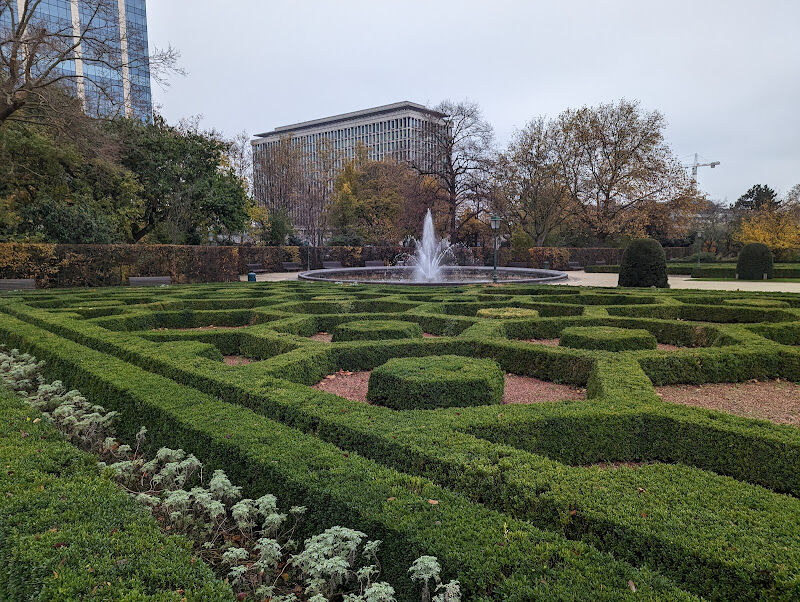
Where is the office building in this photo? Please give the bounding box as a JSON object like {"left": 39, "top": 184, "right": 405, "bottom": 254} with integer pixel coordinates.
{"left": 252, "top": 101, "right": 447, "bottom": 235}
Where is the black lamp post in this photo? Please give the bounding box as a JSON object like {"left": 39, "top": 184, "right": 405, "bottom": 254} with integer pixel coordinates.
{"left": 490, "top": 214, "right": 501, "bottom": 283}
{"left": 696, "top": 231, "right": 703, "bottom": 270}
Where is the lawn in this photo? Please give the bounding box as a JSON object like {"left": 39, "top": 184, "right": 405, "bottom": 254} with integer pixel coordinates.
{"left": 2, "top": 281, "right": 800, "bottom": 600}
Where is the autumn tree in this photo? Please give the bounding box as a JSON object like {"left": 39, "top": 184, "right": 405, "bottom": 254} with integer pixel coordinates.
{"left": 554, "top": 99, "right": 696, "bottom": 243}
{"left": 328, "top": 146, "right": 429, "bottom": 245}
{"left": 734, "top": 184, "right": 800, "bottom": 253}
{"left": 492, "top": 117, "right": 573, "bottom": 246}
{"left": 0, "top": 0, "right": 178, "bottom": 125}
{"left": 411, "top": 99, "right": 494, "bottom": 242}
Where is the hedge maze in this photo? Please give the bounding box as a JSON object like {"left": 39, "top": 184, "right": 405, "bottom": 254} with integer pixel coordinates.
{"left": 2, "top": 281, "right": 800, "bottom": 600}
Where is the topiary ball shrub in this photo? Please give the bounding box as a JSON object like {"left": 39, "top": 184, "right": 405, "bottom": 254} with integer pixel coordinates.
{"left": 618, "top": 239, "right": 668, "bottom": 288}
{"left": 476, "top": 307, "right": 539, "bottom": 319}
{"left": 737, "top": 243, "right": 774, "bottom": 280}
{"left": 367, "top": 355, "right": 504, "bottom": 409}
{"left": 332, "top": 320, "right": 422, "bottom": 342}
{"left": 559, "top": 326, "right": 657, "bottom": 351}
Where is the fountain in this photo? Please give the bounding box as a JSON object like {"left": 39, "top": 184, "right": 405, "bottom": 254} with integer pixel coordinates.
{"left": 299, "top": 210, "right": 567, "bottom": 285}
{"left": 411, "top": 209, "right": 454, "bottom": 282}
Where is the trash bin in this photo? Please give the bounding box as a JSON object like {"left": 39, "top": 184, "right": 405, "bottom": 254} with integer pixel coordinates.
{"left": 247, "top": 271, "right": 257, "bottom": 282}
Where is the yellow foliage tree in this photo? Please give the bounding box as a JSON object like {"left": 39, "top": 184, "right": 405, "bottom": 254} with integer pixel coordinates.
{"left": 735, "top": 210, "right": 800, "bottom": 250}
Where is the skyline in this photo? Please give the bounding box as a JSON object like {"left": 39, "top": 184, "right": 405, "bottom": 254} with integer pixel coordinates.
{"left": 147, "top": 0, "right": 800, "bottom": 203}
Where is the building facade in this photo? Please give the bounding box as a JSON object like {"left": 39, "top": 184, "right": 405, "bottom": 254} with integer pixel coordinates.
{"left": 2, "top": 0, "right": 152, "bottom": 120}
{"left": 252, "top": 101, "right": 447, "bottom": 239}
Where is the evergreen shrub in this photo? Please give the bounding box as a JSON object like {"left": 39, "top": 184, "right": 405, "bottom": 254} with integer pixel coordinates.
{"left": 618, "top": 239, "right": 668, "bottom": 287}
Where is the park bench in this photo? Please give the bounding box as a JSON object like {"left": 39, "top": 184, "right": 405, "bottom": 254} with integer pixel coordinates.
{"left": 567, "top": 261, "right": 583, "bottom": 271}
{"left": 246, "top": 263, "right": 268, "bottom": 274}
{"left": 322, "top": 261, "right": 343, "bottom": 269}
{"left": 128, "top": 276, "right": 171, "bottom": 287}
{"left": 282, "top": 262, "right": 302, "bottom": 272}
{"left": 364, "top": 260, "right": 386, "bottom": 267}
{"left": 508, "top": 261, "right": 528, "bottom": 268}
{"left": 0, "top": 278, "right": 36, "bottom": 291}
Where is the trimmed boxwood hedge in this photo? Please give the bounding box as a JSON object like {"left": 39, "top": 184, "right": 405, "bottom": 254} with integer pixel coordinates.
{"left": 0, "top": 387, "right": 231, "bottom": 601}
{"left": 332, "top": 319, "right": 423, "bottom": 342}
{"left": 367, "top": 355, "right": 504, "bottom": 409}
{"left": 738, "top": 243, "right": 775, "bottom": 280}
{"left": 4, "top": 282, "right": 800, "bottom": 600}
{"left": 618, "top": 239, "right": 668, "bottom": 288}
{"left": 560, "top": 326, "right": 658, "bottom": 351}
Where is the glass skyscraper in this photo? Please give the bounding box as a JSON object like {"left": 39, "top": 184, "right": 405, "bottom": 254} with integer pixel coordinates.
{"left": 2, "top": 0, "right": 152, "bottom": 120}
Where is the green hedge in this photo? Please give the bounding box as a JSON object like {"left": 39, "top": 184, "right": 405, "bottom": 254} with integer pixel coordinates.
{"left": 332, "top": 319, "right": 423, "bottom": 342}
{"left": 618, "top": 239, "right": 668, "bottom": 288}
{"left": 367, "top": 355, "right": 504, "bottom": 409}
{"left": 0, "top": 316, "right": 697, "bottom": 601}
{"left": 0, "top": 387, "right": 231, "bottom": 601}
{"left": 560, "top": 326, "right": 658, "bottom": 351}
{"left": 738, "top": 243, "right": 774, "bottom": 280}
{"left": 5, "top": 284, "right": 800, "bottom": 599}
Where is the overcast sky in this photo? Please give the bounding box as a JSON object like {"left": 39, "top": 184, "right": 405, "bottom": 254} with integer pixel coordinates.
{"left": 147, "top": 0, "right": 799, "bottom": 203}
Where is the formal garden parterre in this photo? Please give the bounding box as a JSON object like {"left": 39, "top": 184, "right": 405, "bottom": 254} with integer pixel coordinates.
{"left": 2, "top": 281, "right": 800, "bottom": 600}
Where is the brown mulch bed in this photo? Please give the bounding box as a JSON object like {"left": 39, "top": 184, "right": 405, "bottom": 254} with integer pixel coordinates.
{"left": 313, "top": 370, "right": 370, "bottom": 401}
{"left": 583, "top": 461, "right": 649, "bottom": 470}
{"left": 656, "top": 343, "right": 681, "bottom": 351}
{"left": 520, "top": 338, "right": 560, "bottom": 346}
{"left": 156, "top": 325, "right": 244, "bottom": 331}
{"left": 655, "top": 380, "right": 800, "bottom": 426}
{"left": 502, "top": 375, "right": 586, "bottom": 404}
{"left": 223, "top": 355, "right": 253, "bottom": 366}
{"left": 313, "top": 371, "right": 585, "bottom": 405}
{"left": 309, "top": 332, "right": 333, "bottom": 342}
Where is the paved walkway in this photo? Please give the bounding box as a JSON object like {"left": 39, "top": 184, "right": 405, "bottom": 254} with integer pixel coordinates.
{"left": 240, "top": 270, "right": 800, "bottom": 293}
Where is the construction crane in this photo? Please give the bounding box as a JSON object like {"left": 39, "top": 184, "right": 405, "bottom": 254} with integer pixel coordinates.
{"left": 688, "top": 153, "right": 720, "bottom": 181}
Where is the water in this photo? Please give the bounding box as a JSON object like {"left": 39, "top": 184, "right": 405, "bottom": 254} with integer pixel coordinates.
{"left": 412, "top": 210, "right": 456, "bottom": 282}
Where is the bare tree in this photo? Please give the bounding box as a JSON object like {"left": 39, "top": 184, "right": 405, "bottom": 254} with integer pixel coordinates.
{"left": 227, "top": 130, "right": 253, "bottom": 197}
{"left": 0, "top": 0, "right": 179, "bottom": 125}
{"left": 252, "top": 135, "right": 342, "bottom": 245}
{"left": 554, "top": 99, "right": 695, "bottom": 242}
{"left": 492, "top": 117, "right": 573, "bottom": 246}
{"left": 411, "top": 99, "right": 494, "bottom": 242}
{"left": 299, "top": 136, "right": 341, "bottom": 246}
{"left": 253, "top": 134, "right": 304, "bottom": 215}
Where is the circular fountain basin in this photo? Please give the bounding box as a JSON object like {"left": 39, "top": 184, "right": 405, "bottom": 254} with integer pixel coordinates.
{"left": 298, "top": 266, "right": 568, "bottom": 286}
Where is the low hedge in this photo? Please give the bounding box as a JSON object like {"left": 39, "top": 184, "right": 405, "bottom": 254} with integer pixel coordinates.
{"left": 366, "top": 355, "right": 504, "bottom": 409}
{"left": 0, "top": 387, "right": 231, "bottom": 601}
{"left": 6, "top": 285, "right": 800, "bottom": 599}
{"left": 0, "top": 317, "right": 698, "bottom": 601}
{"left": 476, "top": 307, "right": 539, "bottom": 319}
{"left": 691, "top": 264, "right": 800, "bottom": 279}
{"left": 560, "top": 326, "right": 657, "bottom": 351}
{"left": 332, "top": 319, "right": 423, "bottom": 342}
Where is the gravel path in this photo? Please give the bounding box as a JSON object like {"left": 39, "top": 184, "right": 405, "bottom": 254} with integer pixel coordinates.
{"left": 656, "top": 380, "right": 800, "bottom": 425}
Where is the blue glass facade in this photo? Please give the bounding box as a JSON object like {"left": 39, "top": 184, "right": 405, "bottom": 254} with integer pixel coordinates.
{"left": 4, "top": 0, "right": 152, "bottom": 120}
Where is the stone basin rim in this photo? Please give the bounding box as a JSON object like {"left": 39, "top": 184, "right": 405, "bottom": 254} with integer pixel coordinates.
{"left": 298, "top": 265, "right": 569, "bottom": 286}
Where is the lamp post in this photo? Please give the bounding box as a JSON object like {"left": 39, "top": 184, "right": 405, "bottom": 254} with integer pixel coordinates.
{"left": 696, "top": 231, "right": 703, "bottom": 271}
{"left": 490, "top": 214, "right": 501, "bottom": 284}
